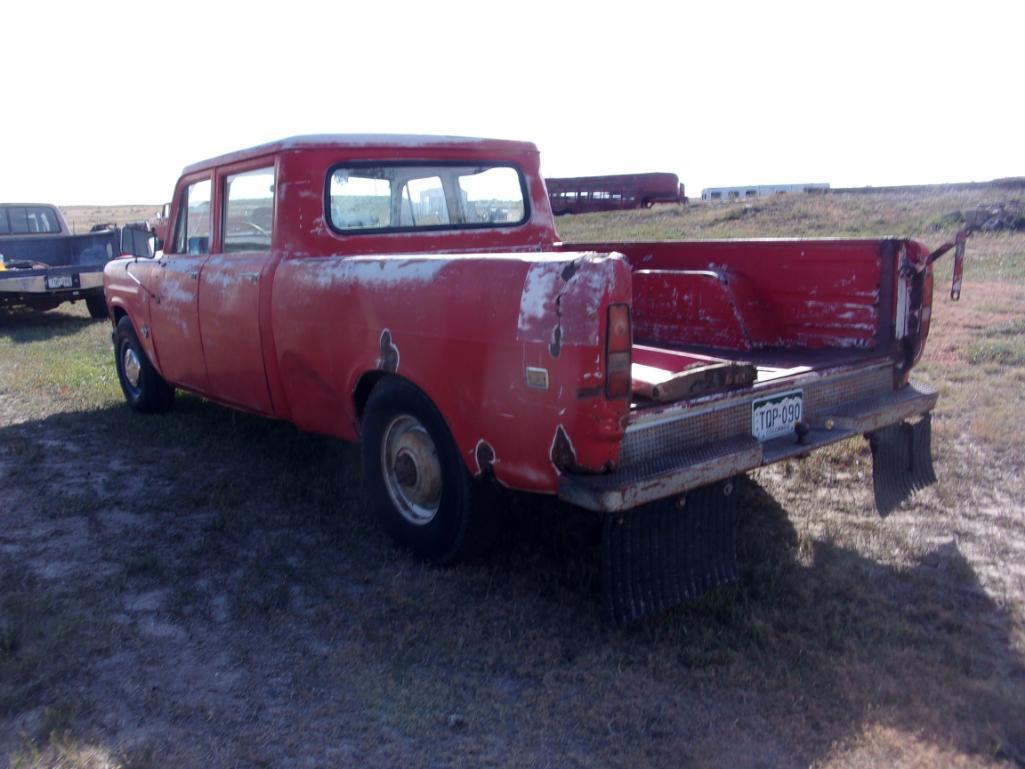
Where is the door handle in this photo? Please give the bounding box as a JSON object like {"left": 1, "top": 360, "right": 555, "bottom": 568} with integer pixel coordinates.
{"left": 241, "top": 272, "right": 260, "bottom": 284}
{"left": 188, "top": 271, "right": 198, "bottom": 280}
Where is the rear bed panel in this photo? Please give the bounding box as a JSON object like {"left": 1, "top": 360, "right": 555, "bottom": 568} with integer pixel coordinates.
{"left": 563, "top": 239, "right": 898, "bottom": 352}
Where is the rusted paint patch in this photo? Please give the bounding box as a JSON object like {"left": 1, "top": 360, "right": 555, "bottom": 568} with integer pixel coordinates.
{"left": 517, "top": 253, "right": 623, "bottom": 349}
{"left": 560, "top": 258, "right": 581, "bottom": 282}
{"left": 286, "top": 255, "right": 448, "bottom": 291}
{"left": 378, "top": 329, "right": 399, "bottom": 372}
{"left": 474, "top": 439, "right": 496, "bottom": 476}
{"left": 549, "top": 296, "right": 563, "bottom": 357}
{"left": 576, "top": 385, "right": 603, "bottom": 399}
{"left": 549, "top": 425, "right": 578, "bottom": 472}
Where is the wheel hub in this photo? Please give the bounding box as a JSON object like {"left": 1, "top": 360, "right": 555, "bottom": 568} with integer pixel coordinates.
{"left": 122, "top": 346, "right": 142, "bottom": 390}
{"left": 381, "top": 415, "right": 442, "bottom": 525}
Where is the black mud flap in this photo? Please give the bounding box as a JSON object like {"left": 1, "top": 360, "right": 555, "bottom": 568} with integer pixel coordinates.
{"left": 601, "top": 478, "right": 739, "bottom": 627}
{"left": 869, "top": 413, "right": 937, "bottom": 517}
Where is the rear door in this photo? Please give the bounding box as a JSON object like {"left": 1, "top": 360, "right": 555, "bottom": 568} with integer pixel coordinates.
{"left": 149, "top": 176, "right": 212, "bottom": 391}
{"left": 197, "top": 162, "right": 275, "bottom": 414}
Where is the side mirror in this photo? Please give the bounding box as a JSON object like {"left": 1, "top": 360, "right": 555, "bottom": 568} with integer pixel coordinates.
{"left": 120, "top": 222, "right": 157, "bottom": 259}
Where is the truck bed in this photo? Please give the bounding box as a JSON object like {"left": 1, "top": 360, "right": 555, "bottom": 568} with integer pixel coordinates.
{"left": 0, "top": 230, "right": 116, "bottom": 267}
{"left": 558, "top": 237, "right": 906, "bottom": 407}
{"left": 629, "top": 342, "right": 884, "bottom": 406}
{"left": 0, "top": 231, "right": 116, "bottom": 309}
{"left": 550, "top": 235, "right": 933, "bottom": 512}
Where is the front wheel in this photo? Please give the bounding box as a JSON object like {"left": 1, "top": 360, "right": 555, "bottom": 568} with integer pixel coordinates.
{"left": 114, "top": 316, "right": 175, "bottom": 413}
{"left": 361, "top": 378, "right": 498, "bottom": 564}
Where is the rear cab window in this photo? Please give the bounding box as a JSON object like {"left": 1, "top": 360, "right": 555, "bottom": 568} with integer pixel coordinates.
{"left": 0, "top": 206, "right": 62, "bottom": 235}
{"left": 327, "top": 164, "right": 527, "bottom": 234}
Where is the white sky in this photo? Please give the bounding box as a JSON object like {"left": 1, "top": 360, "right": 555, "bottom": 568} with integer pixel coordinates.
{"left": 2, "top": 0, "right": 1022, "bottom": 205}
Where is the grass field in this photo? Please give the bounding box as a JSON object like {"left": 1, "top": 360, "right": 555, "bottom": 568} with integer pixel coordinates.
{"left": 59, "top": 205, "right": 161, "bottom": 235}
{"left": 1, "top": 192, "right": 1023, "bottom": 768}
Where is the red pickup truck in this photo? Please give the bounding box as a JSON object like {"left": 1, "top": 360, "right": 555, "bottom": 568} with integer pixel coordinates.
{"left": 103, "top": 135, "right": 959, "bottom": 624}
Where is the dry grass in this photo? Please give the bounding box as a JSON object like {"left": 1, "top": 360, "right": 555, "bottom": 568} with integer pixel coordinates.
{"left": 557, "top": 192, "right": 1025, "bottom": 282}
{"left": 58, "top": 205, "right": 161, "bottom": 235}
{"left": 1, "top": 192, "right": 1023, "bottom": 768}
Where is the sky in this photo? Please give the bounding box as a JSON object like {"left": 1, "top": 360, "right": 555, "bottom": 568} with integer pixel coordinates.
{"left": 2, "top": 0, "right": 1022, "bottom": 205}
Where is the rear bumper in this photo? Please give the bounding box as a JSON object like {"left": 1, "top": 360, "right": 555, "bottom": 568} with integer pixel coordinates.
{"left": 0, "top": 268, "right": 104, "bottom": 307}
{"left": 0, "top": 269, "right": 104, "bottom": 295}
{"left": 559, "top": 381, "right": 937, "bottom": 513}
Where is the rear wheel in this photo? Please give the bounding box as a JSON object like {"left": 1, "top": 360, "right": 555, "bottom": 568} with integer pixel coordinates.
{"left": 85, "top": 295, "right": 108, "bottom": 320}
{"left": 114, "top": 316, "right": 174, "bottom": 413}
{"left": 361, "top": 378, "right": 498, "bottom": 564}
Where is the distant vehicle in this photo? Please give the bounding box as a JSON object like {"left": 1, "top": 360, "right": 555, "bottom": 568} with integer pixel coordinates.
{"left": 547, "top": 173, "right": 685, "bottom": 215}
{"left": 0, "top": 203, "right": 120, "bottom": 317}
{"left": 144, "top": 203, "right": 172, "bottom": 247}
{"left": 701, "top": 183, "right": 830, "bottom": 201}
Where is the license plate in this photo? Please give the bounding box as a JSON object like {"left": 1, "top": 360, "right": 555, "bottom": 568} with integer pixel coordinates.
{"left": 752, "top": 389, "right": 803, "bottom": 441}
{"left": 45, "top": 274, "right": 74, "bottom": 289}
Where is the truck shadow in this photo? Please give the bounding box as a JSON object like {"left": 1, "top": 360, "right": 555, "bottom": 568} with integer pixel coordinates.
{"left": 0, "top": 307, "right": 99, "bottom": 343}
{"left": 494, "top": 476, "right": 1025, "bottom": 764}
{"left": 1, "top": 402, "right": 1022, "bottom": 767}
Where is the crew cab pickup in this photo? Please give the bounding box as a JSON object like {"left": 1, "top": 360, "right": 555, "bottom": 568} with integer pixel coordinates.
{"left": 0, "top": 203, "right": 121, "bottom": 316}
{"left": 103, "top": 135, "right": 961, "bottom": 624}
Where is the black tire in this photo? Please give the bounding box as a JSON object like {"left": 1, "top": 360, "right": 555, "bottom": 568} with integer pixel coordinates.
{"left": 86, "top": 295, "right": 108, "bottom": 320}
{"left": 361, "top": 377, "right": 499, "bottom": 564}
{"left": 114, "top": 315, "right": 175, "bottom": 413}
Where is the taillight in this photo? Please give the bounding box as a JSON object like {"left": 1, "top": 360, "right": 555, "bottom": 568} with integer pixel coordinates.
{"left": 606, "top": 303, "right": 632, "bottom": 399}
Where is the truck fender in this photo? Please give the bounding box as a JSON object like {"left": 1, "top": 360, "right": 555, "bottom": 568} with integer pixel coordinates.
{"left": 350, "top": 370, "right": 481, "bottom": 478}
{"left": 108, "top": 303, "right": 160, "bottom": 379}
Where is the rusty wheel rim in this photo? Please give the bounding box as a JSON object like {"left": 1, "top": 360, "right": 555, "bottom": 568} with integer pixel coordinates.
{"left": 381, "top": 414, "right": 442, "bottom": 525}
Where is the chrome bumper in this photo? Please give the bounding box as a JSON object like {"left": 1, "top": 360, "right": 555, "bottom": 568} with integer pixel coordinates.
{"left": 559, "top": 380, "right": 937, "bottom": 513}
{"left": 0, "top": 270, "right": 104, "bottom": 294}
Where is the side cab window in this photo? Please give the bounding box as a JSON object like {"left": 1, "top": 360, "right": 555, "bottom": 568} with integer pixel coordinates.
{"left": 222, "top": 166, "right": 275, "bottom": 253}
{"left": 172, "top": 178, "right": 212, "bottom": 255}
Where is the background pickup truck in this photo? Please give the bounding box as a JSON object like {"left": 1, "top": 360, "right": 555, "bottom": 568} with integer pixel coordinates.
{"left": 103, "top": 135, "right": 963, "bottom": 624}
{"left": 0, "top": 203, "right": 124, "bottom": 317}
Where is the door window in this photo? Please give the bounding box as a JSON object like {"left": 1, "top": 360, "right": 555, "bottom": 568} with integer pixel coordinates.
{"left": 224, "top": 167, "right": 274, "bottom": 252}
{"left": 173, "top": 179, "right": 212, "bottom": 254}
